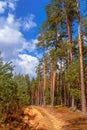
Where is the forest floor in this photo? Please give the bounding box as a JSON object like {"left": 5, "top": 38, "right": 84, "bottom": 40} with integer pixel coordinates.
{"left": 0, "top": 106, "right": 87, "bottom": 130}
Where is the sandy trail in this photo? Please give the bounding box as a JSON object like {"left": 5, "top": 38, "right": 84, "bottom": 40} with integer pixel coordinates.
{"left": 23, "top": 106, "right": 65, "bottom": 130}
{"left": 35, "top": 106, "right": 65, "bottom": 130}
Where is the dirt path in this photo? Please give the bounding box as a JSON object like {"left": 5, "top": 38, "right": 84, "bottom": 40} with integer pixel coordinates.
{"left": 1, "top": 106, "right": 87, "bottom": 129}
{"left": 23, "top": 106, "right": 66, "bottom": 130}
{"left": 35, "top": 106, "right": 65, "bottom": 130}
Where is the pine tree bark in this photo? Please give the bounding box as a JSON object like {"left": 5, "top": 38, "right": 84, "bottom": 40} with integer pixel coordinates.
{"left": 75, "top": 0, "right": 86, "bottom": 114}
{"left": 72, "top": 96, "right": 75, "bottom": 110}
{"left": 64, "top": 85, "right": 67, "bottom": 106}
{"left": 64, "top": 1, "right": 73, "bottom": 107}
{"left": 37, "top": 81, "right": 40, "bottom": 105}
{"left": 43, "top": 57, "right": 46, "bottom": 105}
{"left": 60, "top": 59, "right": 63, "bottom": 105}
{"left": 51, "top": 70, "right": 56, "bottom": 106}
{"left": 64, "top": 0, "right": 72, "bottom": 63}
{"left": 66, "top": 16, "right": 72, "bottom": 63}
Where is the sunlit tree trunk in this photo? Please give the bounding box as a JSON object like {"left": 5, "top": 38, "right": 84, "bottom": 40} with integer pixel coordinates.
{"left": 64, "top": 0, "right": 72, "bottom": 63}
{"left": 75, "top": 0, "right": 86, "bottom": 114}
{"left": 64, "top": 85, "right": 67, "bottom": 105}
{"left": 60, "top": 59, "right": 63, "bottom": 105}
{"left": 37, "top": 82, "right": 40, "bottom": 105}
{"left": 39, "top": 80, "right": 43, "bottom": 105}
{"left": 64, "top": 0, "right": 72, "bottom": 107}
{"left": 43, "top": 56, "right": 46, "bottom": 105}
{"left": 31, "top": 93, "right": 34, "bottom": 105}
{"left": 51, "top": 70, "right": 56, "bottom": 106}
{"left": 66, "top": 17, "right": 72, "bottom": 62}
{"left": 50, "top": 72, "right": 53, "bottom": 105}
{"left": 72, "top": 96, "right": 75, "bottom": 110}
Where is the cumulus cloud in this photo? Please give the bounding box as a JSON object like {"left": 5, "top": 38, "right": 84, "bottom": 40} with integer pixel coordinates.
{"left": 0, "top": 1, "right": 39, "bottom": 78}
{"left": 25, "top": 39, "right": 38, "bottom": 52}
{"left": 13, "top": 54, "right": 39, "bottom": 78}
{"left": 0, "top": 1, "right": 15, "bottom": 14}
{"left": 0, "top": 14, "right": 24, "bottom": 60}
{"left": 8, "top": 2, "right": 15, "bottom": 10}
{"left": 20, "top": 14, "right": 37, "bottom": 31}
{"left": 0, "top": 13, "right": 37, "bottom": 59}
{"left": 0, "top": 13, "right": 38, "bottom": 77}
{"left": 0, "top": 1, "right": 7, "bottom": 14}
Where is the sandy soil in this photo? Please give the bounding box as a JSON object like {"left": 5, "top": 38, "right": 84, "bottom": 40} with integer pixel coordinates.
{"left": 1, "top": 106, "right": 87, "bottom": 130}
{"left": 23, "top": 106, "right": 87, "bottom": 130}
{"left": 23, "top": 106, "right": 66, "bottom": 130}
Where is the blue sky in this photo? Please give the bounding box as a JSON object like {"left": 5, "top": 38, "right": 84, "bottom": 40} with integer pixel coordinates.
{"left": 0, "top": 0, "right": 49, "bottom": 78}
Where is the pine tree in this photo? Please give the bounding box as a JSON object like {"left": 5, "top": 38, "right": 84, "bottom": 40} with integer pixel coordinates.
{"left": 75, "top": 0, "right": 86, "bottom": 114}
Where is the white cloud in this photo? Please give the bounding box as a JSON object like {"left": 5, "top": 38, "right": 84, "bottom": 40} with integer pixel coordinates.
{"left": 8, "top": 2, "right": 15, "bottom": 10}
{"left": 0, "top": 13, "right": 38, "bottom": 59}
{"left": 0, "top": 1, "right": 15, "bottom": 14}
{"left": 7, "top": 13, "right": 14, "bottom": 24}
{"left": 0, "top": 14, "right": 24, "bottom": 59}
{"left": 0, "top": 12, "right": 39, "bottom": 77}
{"left": 0, "top": 14, "right": 19, "bottom": 29}
{"left": 0, "top": 26, "right": 23, "bottom": 45}
{"left": 26, "top": 39, "right": 38, "bottom": 52}
{"left": 0, "top": 1, "right": 39, "bottom": 78}
{"left": 22, "top": 15, "right": 37, "bottom": 31}
{"left": 0, "top": 1, "right": 7, "bottom": 13}
{"left": 13, "top": 54, "right": 39, "bottom": 78}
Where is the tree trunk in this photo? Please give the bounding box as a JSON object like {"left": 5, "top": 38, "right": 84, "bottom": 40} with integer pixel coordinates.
{"left": 75, "top": 0, "right": 86, "bottom": 114}
{"left": 37, "top": 81, "right": 40, "bottom": 105}
{"left": 72, "top": 96, "right": 75, "bottom": 109}
{"left": 60, "top": 59, "right": 63, "bottom": 105}
{"left": 50, "top": 72, "right": 53, "bottom": 105}
{"left": 64, "top": 0, "right": 72, "bottom": 63}
{"left": 51, "top": 70, "right": 56, "bottom": 106}
{"left": 64, "top": 85, "right": 67, "bottom": 106}
{"left": 43, "top": 57, "right": 46, "bottom": 105}
{"left": 64, "top": 1, "right": 73, "bottom": 107}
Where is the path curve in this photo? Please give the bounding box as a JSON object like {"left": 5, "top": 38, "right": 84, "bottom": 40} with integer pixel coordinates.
{"left": 35, "top": 106, "right": 65, "bottom": 130}
{"left": 23, "top": 106, "right": 65, "bottom": 130}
